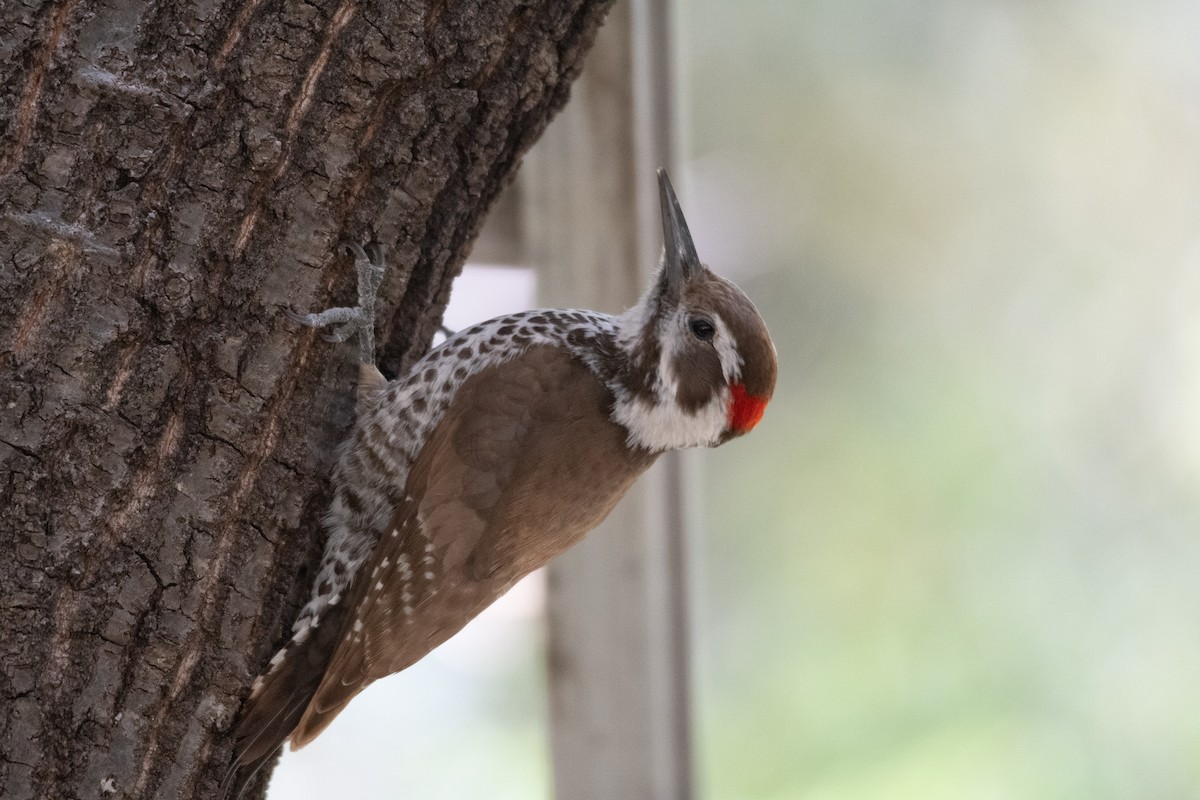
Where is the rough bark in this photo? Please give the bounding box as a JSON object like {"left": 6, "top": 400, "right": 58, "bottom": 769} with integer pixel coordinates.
{"left": 0, "top": 1, "right": 613, "bottom": 797}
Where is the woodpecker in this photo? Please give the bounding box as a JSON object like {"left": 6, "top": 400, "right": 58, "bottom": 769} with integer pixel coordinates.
{"left": 224, "top": 170, "right": 777, "bottom": 795}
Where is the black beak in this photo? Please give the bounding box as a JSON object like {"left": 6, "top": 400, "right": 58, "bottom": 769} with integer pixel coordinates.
{"left": 657, "top": 168, "right": 701, "bottom": 290}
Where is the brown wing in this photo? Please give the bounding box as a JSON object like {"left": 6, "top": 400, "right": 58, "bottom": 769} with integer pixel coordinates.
{"left": 290, "top": 345, "right": 658, "bottom": 747}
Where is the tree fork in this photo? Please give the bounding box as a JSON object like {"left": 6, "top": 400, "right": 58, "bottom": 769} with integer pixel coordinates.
{"left": 0, "top": 1, "right": 614, "bottom": 797}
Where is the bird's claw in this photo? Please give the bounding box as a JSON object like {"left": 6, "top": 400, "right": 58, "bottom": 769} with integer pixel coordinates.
{"left": 321, "top": 325, "right": 356, "bottom": 344}
{"left": 287, "top": 232, "right": 388, "bottom": 365}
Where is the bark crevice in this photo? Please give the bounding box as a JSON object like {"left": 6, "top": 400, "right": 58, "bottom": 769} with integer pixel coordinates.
{"left": 0, "top": 1, "right": 614, "bottom": 797}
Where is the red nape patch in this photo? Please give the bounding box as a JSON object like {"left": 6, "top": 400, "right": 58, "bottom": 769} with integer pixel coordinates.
{"left": 728, "top": 383, "right": 768, "bottom": 433}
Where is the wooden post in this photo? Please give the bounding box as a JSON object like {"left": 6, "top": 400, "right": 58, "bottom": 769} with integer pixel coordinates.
{"left": 521, "top": 1, "right": 695, "bottom": 797}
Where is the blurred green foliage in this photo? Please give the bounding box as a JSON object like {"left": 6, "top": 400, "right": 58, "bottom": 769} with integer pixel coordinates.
{"left": 686, "top": 1, "right": 1200, "bottom": 798}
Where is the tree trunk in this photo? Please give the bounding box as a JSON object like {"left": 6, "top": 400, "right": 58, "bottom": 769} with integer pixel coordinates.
{"left": 0, "top": 1, "right": 613, "bottom": 797}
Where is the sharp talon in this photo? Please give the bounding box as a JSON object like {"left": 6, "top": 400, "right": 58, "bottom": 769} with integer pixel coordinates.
{"left": 364, "top": 241, "right": 384, "bottom": 265}
{"left": 323, "top": 326, "right": 352, "bottom": 343}
{"left": 343, "top": 241, "right": 368, "bottom": 262}
{"left": 286, "top": 309, "right": 314, "bottom": 326}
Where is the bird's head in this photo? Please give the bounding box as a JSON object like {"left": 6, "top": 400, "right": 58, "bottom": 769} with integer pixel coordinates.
{"left": 614, "top": 170, "right": 778, "bottom": 452}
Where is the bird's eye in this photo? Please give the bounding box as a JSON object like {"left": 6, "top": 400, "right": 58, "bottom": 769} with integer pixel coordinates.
{"left": 689, "top": 318, "right": 715, "bottom": 341}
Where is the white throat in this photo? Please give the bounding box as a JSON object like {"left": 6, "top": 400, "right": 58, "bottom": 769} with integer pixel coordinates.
{"left": 613, "top": 306, "right": 731, "bottom": 452}
{"left": 611, "top": 388, "right": 730, "bottom": 452}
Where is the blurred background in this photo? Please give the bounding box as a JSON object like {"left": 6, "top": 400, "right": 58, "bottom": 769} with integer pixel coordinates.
{"left": 272, "top": 1, "right": 1200, "bottom": 797}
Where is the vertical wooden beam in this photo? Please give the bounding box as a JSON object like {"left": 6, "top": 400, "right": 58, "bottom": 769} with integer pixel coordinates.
{"left": 524, "top": 1, "right": 694, "bottom": 797}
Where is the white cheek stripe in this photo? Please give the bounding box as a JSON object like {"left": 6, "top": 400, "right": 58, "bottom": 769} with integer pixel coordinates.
{"left": 660, "top": 309, "right": 741, "bottom": 402}
{"left": 710, "top": 313, "right": 743, "bottom": 384}
{"left": 658, "top": 314, "right": 682, "bottom": 398}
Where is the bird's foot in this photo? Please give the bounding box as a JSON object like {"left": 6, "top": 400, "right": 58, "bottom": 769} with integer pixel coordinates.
{"left": 288, "top": 234, "right": 388, "bottom": 365}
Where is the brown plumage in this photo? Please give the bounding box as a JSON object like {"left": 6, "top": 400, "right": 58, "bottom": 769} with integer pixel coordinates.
{"left": 224, "top": 170, "right": 777, "bottom": 797}
{"left": 291, "top": 345, "right": 656, "bottom": 745}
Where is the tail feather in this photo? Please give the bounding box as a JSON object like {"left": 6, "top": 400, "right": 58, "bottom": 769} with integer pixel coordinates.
{"left": 288, "top": 667, "right": 368, "bottom": 750}
{"left": 288, "top": 616, "right": 373, "bottom": 749}
{"left": 222, "top": 601, "right": 350, "bottom": 799}
{"left": 219, "top": 691, "right": 310, "bottom": 799}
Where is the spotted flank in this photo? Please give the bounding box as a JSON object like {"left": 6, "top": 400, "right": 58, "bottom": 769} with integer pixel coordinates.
{"left": 227, "top": 170, "right": 778, "bottom": 798}
{"left": 258, "top": 308, "right": 622, "bottom": 686}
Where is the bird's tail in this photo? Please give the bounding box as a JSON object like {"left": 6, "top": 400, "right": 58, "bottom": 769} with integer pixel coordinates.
{"left": 220, "top": 600, "right": 350, "bottom": 799}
